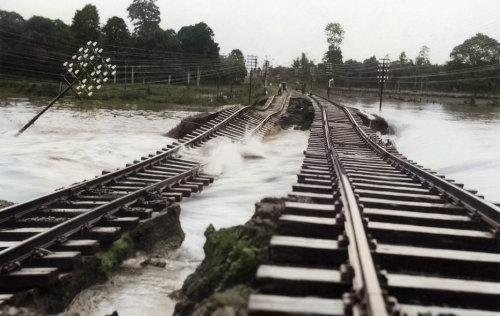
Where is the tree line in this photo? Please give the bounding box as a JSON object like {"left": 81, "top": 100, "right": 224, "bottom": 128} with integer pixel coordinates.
{"left": 287, "top": 23, "right": 499, "bottom": 94}
{"left": 0, "top": 0, "right": 247, "bottom": 86}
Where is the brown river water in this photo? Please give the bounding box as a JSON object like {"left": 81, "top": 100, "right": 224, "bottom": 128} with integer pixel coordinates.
{"left": 0, "top": 98, "right": 498, "bottom": 315}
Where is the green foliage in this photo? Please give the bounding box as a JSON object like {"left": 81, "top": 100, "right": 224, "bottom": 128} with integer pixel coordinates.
{"left": 223, "top": 49, "right": 247, "bottom": 83}
{"left": 71, "top": 4, "right": 100, "bottom": 44}
{"left": 178, "top": 22, "right": 220, "bottom": 56}
{"left": 97, "top": 234, "right": 135, "bottom": 275}
{"left": 325, "top": 22, "right": 344, "bottom": 46}
{"left": 415, "top": 45, "right": 431, "bottom": 66}
{"left": 102, "top": 16, "right": 130, "bottom": 46}
{"left": 324, "top": 22, "right": 344, "bottom": 64}
{"left": 292, "top": 52, "right": 315, "bottom": 85}
{"left": 449, "top": 33, "right": 500, "bottom": 66}
{"left": 127, "top": 0, "right": 161, "bottom": 36}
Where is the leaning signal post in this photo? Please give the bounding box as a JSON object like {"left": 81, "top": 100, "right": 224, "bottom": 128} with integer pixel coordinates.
{"left": 16, "top": 41, "right": 116, "bottom": 136}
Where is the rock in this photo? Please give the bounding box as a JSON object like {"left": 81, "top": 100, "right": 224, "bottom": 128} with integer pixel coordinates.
{"left": 174, "top": 198, "right": 285, "bottom": 316}
{"left": 165, "top": 112, "right": 219, "bottom": 139}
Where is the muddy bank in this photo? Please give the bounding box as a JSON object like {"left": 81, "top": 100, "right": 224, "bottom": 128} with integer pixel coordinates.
{"left": 173, "top": 197, "right": 285, "bottom": 316}
{"left": 279, "top": 97, "right": 314, "bottom": 130}
{"left": 6, "top": 203, "right": 184, "bottom": 314}
{"left": 165, "top": 112, "right": 219, "bottom": 139}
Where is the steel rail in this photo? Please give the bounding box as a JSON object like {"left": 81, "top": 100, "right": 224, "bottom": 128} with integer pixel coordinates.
{"left": 0, "top": 166, "right": 200, "bottom": 265}
{"left": 315, "top": 94, "right": 500, "bottom": 229}
{"left": 317, "top": 97, "right": 388, "bottom": 316}
{"left": 248, "top": 93, "right": 288, "bottom": 135}
{"left": 0, "top": 96, "right": 281, "bottom": 267}
{"left": 0, "top": 105, "right": 250, "bottom": 224}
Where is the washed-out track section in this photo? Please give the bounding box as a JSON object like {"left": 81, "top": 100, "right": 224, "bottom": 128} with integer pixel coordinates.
{"left": 0, "top": 94, "right": 288, "bottom": 306}
{"left": 248, "top": 95, "right": 499, "bottom": 315}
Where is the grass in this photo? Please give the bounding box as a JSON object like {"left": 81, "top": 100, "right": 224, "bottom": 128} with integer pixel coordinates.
{"left": 0, "top": 79, "right": 269, "bottom": 111}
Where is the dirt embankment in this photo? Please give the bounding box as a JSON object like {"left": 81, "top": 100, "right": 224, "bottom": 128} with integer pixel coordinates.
{"left": 165, "top": 112, "right": 220, "bottom": 139}
{"left": 279, "top": 97, "right": 314, "bottom": 130}
{"left": 6, "top": 202, "right": 184, "bottom": 314}
{"left": 354, "top": 110, "right": 394, "bottom": 135}
{"left": 173, "top": 198, "right": 285, "bottom": 316}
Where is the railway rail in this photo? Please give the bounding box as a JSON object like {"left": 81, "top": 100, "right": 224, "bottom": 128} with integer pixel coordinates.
{"left": 0, "top": 93, "right": 288, "bottom": 306}
{"left": 248, "top": 95, "right": 499, "bottom": 315}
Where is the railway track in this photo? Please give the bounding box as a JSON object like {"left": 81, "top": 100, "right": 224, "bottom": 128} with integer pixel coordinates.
{"left": 0, "top": 94, "right": 288, "bottom": 306}
{"left": 248, "top": 95, "right": 499, "bottom": 315}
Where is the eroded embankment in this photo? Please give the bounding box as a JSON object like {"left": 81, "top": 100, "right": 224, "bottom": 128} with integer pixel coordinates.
{"left": 279, "top": 97, "right": 314, "bottom": 130}
{"left": 5, "top": 203, "right": 184, "bottom": 314}
{"left": 165, "top": 112, "right": 219, "bottom": 139}
{"left": 173, "top": 198, "right": 285, "bottom": 315}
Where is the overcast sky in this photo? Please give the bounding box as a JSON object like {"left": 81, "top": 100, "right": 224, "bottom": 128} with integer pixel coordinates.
{"left": 1, "top": 0, "right": 499, "bottom": 67}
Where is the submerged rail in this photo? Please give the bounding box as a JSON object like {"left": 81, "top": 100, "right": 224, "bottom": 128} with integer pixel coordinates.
{"left": 0, "top": 94, "right": 287, "bottom": 306}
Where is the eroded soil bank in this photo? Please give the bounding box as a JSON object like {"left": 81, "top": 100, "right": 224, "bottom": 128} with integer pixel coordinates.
{"left": 173, "top": 198, "right": 285, "bottom": 315}
{"left": 5, "top": 203, "right": 184, "bottom": 314}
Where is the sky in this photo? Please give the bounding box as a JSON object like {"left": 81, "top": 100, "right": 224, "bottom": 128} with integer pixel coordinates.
{"left": 1, "top": 0, "right": 499, "bottom": 67}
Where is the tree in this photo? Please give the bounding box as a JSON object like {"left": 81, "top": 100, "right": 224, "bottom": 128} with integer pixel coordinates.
{"left": 178, "top": 22, "right": 220, "bottom": 56}
{"left": 71, "top": 4, "right": 100, "bottom": 44}
{"left": 449, "top": 33, "right": 500, "bottom": 66}
{"left": 26, "top": 16, "right": 72, "bottom": 51}
{"left": 292, "top": 52, "right": 315, "bottom": 88}
{"left": 415, "top": 45, "right": 430, "bottom": 66}
{"left": 398, "top": 51, "right": 409, "bottom": 64}
{"left": 102, "top": 16, "right": 130, "bottom": 46}
{"left": 0, "top": 10, "right": 25, "bottom": 34}
{"left": 225, "top": 49, "right": 247, "bottom": 83}
{"left": 325, "top": 22, "right": 344, "bottom": 46}
{"left": 127, "top": 0, "right": 161, "bottom": 36}
{"left": 324, "top": 22, "right": 344, "bottom": 65}
{"left": 324, "top": 45, "right": 342, "bottom": 64}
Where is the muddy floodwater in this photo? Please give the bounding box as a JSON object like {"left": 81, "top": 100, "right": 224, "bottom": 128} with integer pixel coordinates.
{"left": 0, "top": 98, "right": 499, "bottom": 315}
{"left": 342, "top": 98, "right": 500, "bottom": 202}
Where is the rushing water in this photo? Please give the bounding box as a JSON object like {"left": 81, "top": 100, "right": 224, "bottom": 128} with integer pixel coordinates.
{"left": 0, "top": 99, "right": 196, "bottom": 202}
{"left": 66, "top": 131, "right": 309, "bottom": 316}
{"left": 1, "top": 98, "right": 499, "bottom": 315}
{"left": 342, "top": 97, "right": 500, "bottom": 202}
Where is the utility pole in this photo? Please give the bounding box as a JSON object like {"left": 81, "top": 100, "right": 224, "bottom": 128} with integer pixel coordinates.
{"left": 325, "top": 62, "right": 333, "bottom": 99}
{"left": 124, "top": 63, "right": 127, "bottom": 90}
{"left": 378, "top": 58, "right": 390, "bottom": 112}
{"left": 187, "top": 70, "right": 190, "bottom": 88}
{"left": 17, "top": 41, "right": 116, "bottom": 135}
{"left": 131, "top": 66, "right": 135, "bottom": 85}
{"left": 246, "top": 55, "right": 257, "bottom": 105}
{"left": 196, "top": 67, "right": 201, "bottom": 86}
{"left": 310, "top": 65, "right": 316, "bottom": 92}
{"left": 263, "top": 58, "right": 269, "bottom": 87}
{"left": 168, "top": 74, "right": 171, "bottom": 85}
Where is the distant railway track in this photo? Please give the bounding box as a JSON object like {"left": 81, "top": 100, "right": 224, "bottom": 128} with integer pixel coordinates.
{"left": 0, "top": 94, "right": 288, "bottom": 306}
{"left": 249, "top": 95, "right": 499, "bottom": 315}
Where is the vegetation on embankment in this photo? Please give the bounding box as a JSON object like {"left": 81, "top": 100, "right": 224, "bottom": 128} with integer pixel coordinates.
{"left": 0, "top": 200, "right": 13, "bottom": 209}
{"left": 0, "top": 80, "right": 267, "bottom": 111}
{"left": 173, "top": 197, "right": 285, "bottom": 316}
{"left": 8, "top": 203, "right": 184, "bottom": 314}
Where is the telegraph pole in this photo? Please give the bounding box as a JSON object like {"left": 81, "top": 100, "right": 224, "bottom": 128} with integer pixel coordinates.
{"left": 325, "top": 62, "right": 333, "bottom": 99}
{"left": 196, "top": 67, "right": 201, "bottom": 86}
{"left": 378, "top": 58, "right": 390, "bottom": 111}
{"left": 263, "top": 58, "right": 269, "bottom": 88}
{"left": 246, "top": 55, "right": 257, "bottom": 105}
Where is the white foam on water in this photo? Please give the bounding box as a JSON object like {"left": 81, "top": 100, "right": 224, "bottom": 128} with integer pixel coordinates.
{"left": 66, "top": 129, "right": 309, "bottom": 315}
